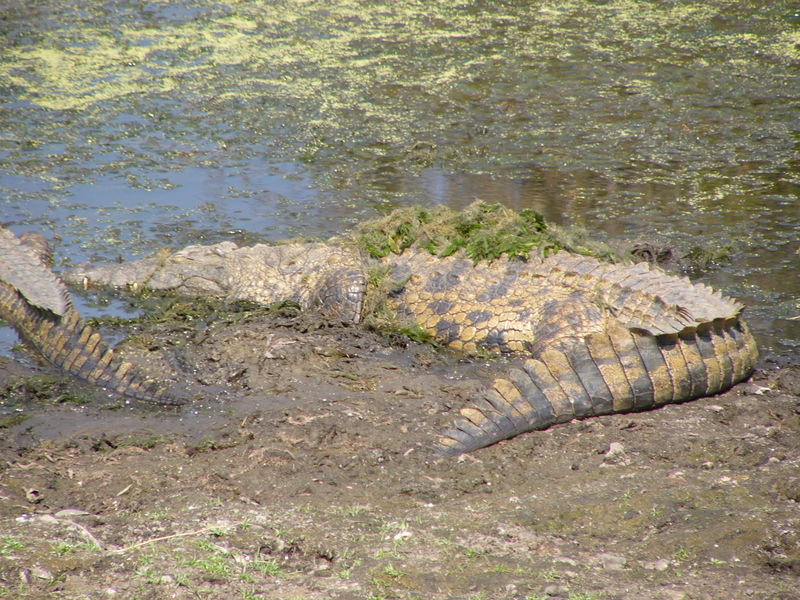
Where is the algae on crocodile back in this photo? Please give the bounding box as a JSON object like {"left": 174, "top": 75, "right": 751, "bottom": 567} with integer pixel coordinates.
{"left": 359, "top": 263, "right": 439, "bottom": 345}
{"left": 341, "top": 201, "right": 632, "bottom": 344}
{"left": 346, "top": 200, "right": 627, "bottom": 264}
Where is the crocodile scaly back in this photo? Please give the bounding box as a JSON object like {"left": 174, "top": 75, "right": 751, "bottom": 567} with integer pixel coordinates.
{"left": 403, "top": 251, "right": 759, "bottom": 455}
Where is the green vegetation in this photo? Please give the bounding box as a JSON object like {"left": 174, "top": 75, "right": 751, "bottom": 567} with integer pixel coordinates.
{"left": 51, "top": 541, "right": 77, "bottom": 556}
{"left": 183, "top": 539, "right": 285, "bottom": 581}
{"left": 0, "top": 536, "right": 23, "bottom": 556}
{"left": 369, "top": 561, "right": 407, "bottom": 591}
{"left": 351, "top": 201, "right": 569, "bottom": 263}
{"left": 673, "top": 547, "right": 693, "bottom": 562}
{"left": 249, "top": 557, "right": 282, "bottom": 577}
{"left": 185, "top": 544, "right": 233, "bottom": 578}
{"left": 349, "top": 200, "right": 637, "bottom": 265}
{"left": 0, "top": 374, "right": 92, "bottom": 406}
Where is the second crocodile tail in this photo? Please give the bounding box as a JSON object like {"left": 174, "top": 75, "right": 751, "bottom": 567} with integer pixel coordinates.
{"left": 0, "top": 281, "right": 183, "bottom": 405}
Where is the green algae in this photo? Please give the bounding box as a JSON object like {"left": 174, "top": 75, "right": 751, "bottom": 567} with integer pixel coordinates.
{"left": 1, "top": 0, "right": 796, "bottom": 190}
{"left": 349, "top": 201, "right": 626, "bottom": 264}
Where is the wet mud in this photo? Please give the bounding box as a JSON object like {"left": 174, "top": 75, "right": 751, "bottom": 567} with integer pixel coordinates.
{"left": 1, "top": 307, "right": 798, "bottom": 599}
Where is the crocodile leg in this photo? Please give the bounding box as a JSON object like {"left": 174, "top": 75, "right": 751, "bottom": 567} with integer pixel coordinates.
{"left": 435, "top": 318, "right": 758, "bottom": 455}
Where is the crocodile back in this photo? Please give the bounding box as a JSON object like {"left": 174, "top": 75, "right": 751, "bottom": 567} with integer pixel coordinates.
{"left": 537, "top": 252, "right": 742, "bottom": 334}
{"left": 385, "top": 250, "right": 758, "bottom": 455}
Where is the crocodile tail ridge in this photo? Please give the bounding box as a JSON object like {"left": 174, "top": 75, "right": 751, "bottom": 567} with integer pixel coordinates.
{"left": 0, "top": 278, "right": 184, "bottom": 406}
{"left": 435, "top": 316, "right": 758, "bottom": 456}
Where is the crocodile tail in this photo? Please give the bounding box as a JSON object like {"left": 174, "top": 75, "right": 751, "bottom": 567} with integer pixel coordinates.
{"left": 435, "top": 317, "right": 758, "bottom": 456}
{"left": 0, "top": 228, "right": 72, "bottom": 316}
{"left": 0, "top": 281, "right": 183, "bottom": 405}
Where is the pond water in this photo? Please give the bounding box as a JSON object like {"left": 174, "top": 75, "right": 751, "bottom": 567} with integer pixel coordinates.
{"left": 1, "top": 0, "right": 798, "bottom": 358}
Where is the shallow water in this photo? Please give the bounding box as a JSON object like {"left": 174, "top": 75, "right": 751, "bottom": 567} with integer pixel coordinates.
{"left": 1, "top": 0, "right": 798, "bottom": 357}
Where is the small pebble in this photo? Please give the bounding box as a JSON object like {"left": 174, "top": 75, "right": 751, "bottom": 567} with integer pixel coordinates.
{"left": 606, "top": 442, "right": 625, "bottom": 457}
{"left": 543, "top": 583, "right": 569, "bottom": 596}
{"left": 37, "top": 514, "right": 59, "bottom": 525}
{"left": 54, "top": 509, "right": 91, "bottom": 518}
{"left": 597, "top": 552, "right": 626, "bottom": 570}
{"left": 30, "top": 566, "right": 53, "bottom": 580}
{"left": 643, "top": 558, "right": 670, "bottom": 571}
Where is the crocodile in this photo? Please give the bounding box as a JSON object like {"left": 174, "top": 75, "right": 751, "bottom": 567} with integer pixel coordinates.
{"left": 0, "top": 227, "right": 183, "bottom": 405}
{"left": 63, "top": 233, "right": 758, "bottom": 455}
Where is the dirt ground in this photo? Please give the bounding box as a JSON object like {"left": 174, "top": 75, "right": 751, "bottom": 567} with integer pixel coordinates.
{"left": 0, "top": 304, "right": 799, "bottom": 600}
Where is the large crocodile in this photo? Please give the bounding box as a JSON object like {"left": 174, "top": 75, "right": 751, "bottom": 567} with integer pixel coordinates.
{"left": 62, "top": 230, "right": 758, "bottom": 455}
{"left": 0, "top": 227, "right": 182, "bottom": 405}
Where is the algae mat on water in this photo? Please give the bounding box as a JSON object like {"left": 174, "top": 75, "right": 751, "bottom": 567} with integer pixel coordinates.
{"left": 1, "top": 0, "right": 797, "bottom": 187}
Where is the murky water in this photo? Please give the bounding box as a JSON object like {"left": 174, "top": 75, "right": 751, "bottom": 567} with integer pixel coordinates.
{"left": 1, "top": 0, "right": 798, "bottom": 357}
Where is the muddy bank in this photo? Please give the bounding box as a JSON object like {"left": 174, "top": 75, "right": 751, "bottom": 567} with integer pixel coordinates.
{"left": 1, "top": 306, "right": 798, "bottom": 600}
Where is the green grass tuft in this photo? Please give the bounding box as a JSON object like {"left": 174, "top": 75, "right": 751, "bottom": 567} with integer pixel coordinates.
{"left": 351, "top": 201, "right": 566, "bottom": 263}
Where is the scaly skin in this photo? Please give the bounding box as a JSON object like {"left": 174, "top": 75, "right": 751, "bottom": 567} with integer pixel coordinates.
{"left": 387, "top": 249, "right": 757, "bottom": 454}
{"left": 0, "top": 228, "right": 183, "bottom": 405}
{"left": 64, "top": 240, "right": 758, "bottom": 454}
